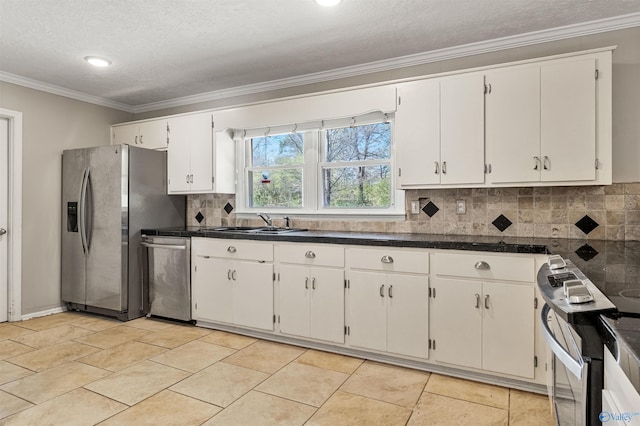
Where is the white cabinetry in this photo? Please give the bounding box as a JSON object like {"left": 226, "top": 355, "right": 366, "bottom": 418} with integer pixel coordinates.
{"left": 277, "top": 244, "right": 345, "bottom": 344}
{"left": 431, "top": 252, "right": 535, "bottom": 378}
{"left": 347, "top": 248, "right": 429, "bottom": 359}
{"left": 396, "top": 73, "right": 485, "bottom": 188}
{"left": 111, "top": 119, "right": 168, "bottom": 150}
{"left": 603, "top": 346, "right": 640, "bottom": 425}
{"left": 192, "top": 238, "right": 274, "bottom": 331}
{"left": 167, "top": 112, "right": 213, "bottom": 193}
{"left": 486, "top": 54, "right": 607, "bottom": 185}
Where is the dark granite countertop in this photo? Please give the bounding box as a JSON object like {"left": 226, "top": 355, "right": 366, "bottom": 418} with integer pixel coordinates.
{"left": 141, "top": 226, "right": 553, "bottom": 254}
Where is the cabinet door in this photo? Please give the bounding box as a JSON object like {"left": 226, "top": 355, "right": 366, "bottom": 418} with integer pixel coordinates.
{"left": 486, "top": 66, "right": 541, "bottom": 183}
{"left": 482, "top": 281, "right": 534, "bottom": 378}
{"left": 112, "top": 124, "right": 139, "bottom": 146}
{"left": 440, "top": 73, "right": 485, "bottom": 185}
{"left": 395, "top": 80, "right": 440, "bottom": 187}
{"left": 386, "top": 274, "right": 429, "bottom": 359}
{"left": 167, "top": 115, "right": 193, "bottom": 192}
{"left": 431, "top": 277, "right": 482, "bottom": 368}
{"left": 541, "top": 58, "right": 597, "bottom": 182}
{"left": 189, "top": 112, "right": 214, "bottom": 192}
{"left": 138, "top": 120, "right": 168, "bottom": 150}
{"left": 233, "top": 260, "right": 274, "bottom": 331}
{"left": 192, "top": 256, "right": 233, "bottom": 323}
{"left": 279, "top": 264, "right": 311, "bottom": 338}
{"left": 310, "top": 267, "right": 345, "bottom": 344}
{"left": 348, "top": 271, "right": 387, "bottom": 352}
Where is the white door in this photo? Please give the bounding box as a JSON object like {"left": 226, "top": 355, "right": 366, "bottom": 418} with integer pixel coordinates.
{"left": 232, "top": 261, "right": 274, "bottom": 331}
{"left": 279, "top": 264, "right": 311, "bottom": 338}
{"left": 192, "top": 256, "right": 233, "bottom": 323}
{"left": 386, "top": 273, "right": 429, "bottom": 359}
{"left": 167, "top": 115, "right": 193, "bottom": 192}
{"left": 309, "top": 267, "right": 344, "bottom": 344}
{"left": 0, "top": 118, "right": 8, "bottom": 322}
{"left": 348, "top": 271, "right": 387, "bottom": 352}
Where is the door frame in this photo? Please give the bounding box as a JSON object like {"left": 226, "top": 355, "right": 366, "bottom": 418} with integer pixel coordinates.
{"left": 0, "top": 108, "right": 22, "bottom": 321}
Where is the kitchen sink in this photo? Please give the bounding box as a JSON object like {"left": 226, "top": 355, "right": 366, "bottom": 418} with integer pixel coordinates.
{"left": 206, "top": 226, "right": 307, "bottom": 235}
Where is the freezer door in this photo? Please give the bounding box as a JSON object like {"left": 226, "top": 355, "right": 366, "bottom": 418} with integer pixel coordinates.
{"left": 61, "top": 149, "right": 88, "bottom": 304}
{"left": 85, "top": 145, "right": 127, "bottom": 312}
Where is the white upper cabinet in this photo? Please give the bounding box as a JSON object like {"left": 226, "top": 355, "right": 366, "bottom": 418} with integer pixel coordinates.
{"left": 485, "top": 51, "right": 610, "bottom": 186}
{"left": 395, "top": 72, "right": 485, "bottom": 188}
{"left": 395, "top": 79, "right": 440, "bottom": 186}
{"left": 111, "top": 119, "right": 168, "bottom": 150}
{"left": 485, "top": 66, "right": 541, "bottom": 183}
{"left": 540, "top": 58, "right": 597, "bottom": 182}
{"left": 167, "top": 112, "right": 235, "bottom": 194}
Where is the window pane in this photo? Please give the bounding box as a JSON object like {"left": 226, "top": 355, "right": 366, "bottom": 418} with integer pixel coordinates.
{"left": 251, "top": 133, "right": 304, "bottom": 167}
{"left": 249, "top": 169, "right": 303, "bottom": 208}
{"left": 325, "top": 123, "right": 390, "bottom": 163}
{"left": 322, "top": 165, "right": 391, "bottom": 208}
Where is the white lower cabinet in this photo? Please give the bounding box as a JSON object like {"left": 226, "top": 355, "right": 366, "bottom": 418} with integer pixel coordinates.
{"left": 347, "top": 247, "right": 430, "bottom": 359}
{"left": 349, "top": 270, "right": 429, "bottom": 359}
{"left": 192, "top": 238, "right": 274, "bottom": 331}
{"left": 277, "top": 243, "right": 345, "bottom": 344}
{"left": 431, "top": 277, "right": 534, "bottom": 378}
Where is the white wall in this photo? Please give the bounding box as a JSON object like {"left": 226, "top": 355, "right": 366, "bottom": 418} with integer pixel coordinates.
{"left": 0, "top": 82, "right": 132, "bottom": 316}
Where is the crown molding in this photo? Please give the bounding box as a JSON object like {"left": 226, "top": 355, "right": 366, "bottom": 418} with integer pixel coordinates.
{"left": 131, "top": 12, "right": 640, "bottom": 113}
{"left": 0, "top": 71, "right": 134, "bottom": 113}
{"left": 2, "top": 12, "right": 639, "bottom": 114}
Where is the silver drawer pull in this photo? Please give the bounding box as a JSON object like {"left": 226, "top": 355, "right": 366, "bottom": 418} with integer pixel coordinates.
{"left": 305, "top": 251, "right": 316, "bottom": 259}
{"left": 381, "top": 255, "right": 394, "bottom": 264}
{"left": 474, "top": 261, "right": 490, "bottom": 270}
{"left": 227, "top": 246, "right": 236, "bottom": 253}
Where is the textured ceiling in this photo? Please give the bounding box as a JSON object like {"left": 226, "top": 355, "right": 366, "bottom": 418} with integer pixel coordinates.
{"left": 1, "top": 0, "right": 640, "bottom": 110}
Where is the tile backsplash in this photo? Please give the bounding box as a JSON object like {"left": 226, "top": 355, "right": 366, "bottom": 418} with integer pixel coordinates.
{"left": 187, "top": 183, "right": 640, "bottom": 241}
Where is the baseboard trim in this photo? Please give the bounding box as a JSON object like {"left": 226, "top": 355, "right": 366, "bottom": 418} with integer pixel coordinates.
{"left": 20, "top": 305, "right": 67, "bottom": 321}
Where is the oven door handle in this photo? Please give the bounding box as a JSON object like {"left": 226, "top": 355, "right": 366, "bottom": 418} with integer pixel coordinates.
{"left": 540, "top": 304, "right": 586, "bottom": 379}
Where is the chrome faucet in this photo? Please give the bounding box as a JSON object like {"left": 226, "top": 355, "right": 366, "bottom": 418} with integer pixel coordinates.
{"left": 257, "top": 212, "right": 272, "bottom": 227}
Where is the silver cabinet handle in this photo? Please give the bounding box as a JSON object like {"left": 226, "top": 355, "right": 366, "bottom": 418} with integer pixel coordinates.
{"left": 231, "top": 270, "right": 237, "bottom": 281}
{"left": 474, "top": 261, "right": 490, "bottom": 270}
{"left": 186, "top": 174, "right": 190, "bottom": 183}
{"left": 484, "top": 294, "right": 490, "bottom": 309}
{"left": 141, "top": 242, "right": 186, "bottom": 250}
{"left": 305, "top": 251, "right": 316, "bottom": 259}
{"left": 305, "top": 277, "right": 309, "bottom": 289}
{"left": 379, "top": 285, "right": 385, "bottom": 297}
{"left": 135, "top": 135, "right": 138, "bottom": 145}
{"left": 191, "top": 174, "right": 194, "bottom": 183}
{"left": 227, "top": 269, "right": 232, "bottom": 280}
{"left": 434, "top": 161, "right": 439, "bottom": 175}
{"left": 388, "top": 285, "right": 393, "bottom": 298}
{"left": 312, "top": 277, "right": 316, "bottom": 290}
{"left": 381, "top": 255, "right": 394, "bottom": 264}
{"left": 0, "top": 228, "right": 7, "bottom": 235}
{"left": 139, "top": 134, "right": 143, "bottom": 145}
{"left": 227, "top": 246, "right": 236, "bottom": 253}
{"left": 543, "top": 156, "right": 550, "bottom": 170}
{"left": 442, "top": 161, "right": 447, "bottom": 174}
{"left": 475, "top": 293, "right": 480, "bottom": 308}
{"left": 533, "top": 156, "right": 540, "bottom": 171}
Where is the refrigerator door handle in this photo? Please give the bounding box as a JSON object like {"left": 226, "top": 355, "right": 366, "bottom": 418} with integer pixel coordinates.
{"left": 78, "top": 168, "right": 89, "bottom": 255}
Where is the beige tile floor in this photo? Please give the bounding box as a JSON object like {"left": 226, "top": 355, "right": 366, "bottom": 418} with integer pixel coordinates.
{"left": 0, "top": 312, "right": 554, "bottom": 425}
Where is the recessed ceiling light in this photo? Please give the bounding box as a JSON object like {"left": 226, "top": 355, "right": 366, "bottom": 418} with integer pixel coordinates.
{"left": 315, "top": 0, "right": 342, "bottom": 6}
{"left": 84, "top": 56, "right": 112, "bottom": 67}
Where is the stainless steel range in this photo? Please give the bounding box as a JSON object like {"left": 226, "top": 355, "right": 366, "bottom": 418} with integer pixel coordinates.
{"left": 538, "top": 255, "right": 616, "bottom": 426}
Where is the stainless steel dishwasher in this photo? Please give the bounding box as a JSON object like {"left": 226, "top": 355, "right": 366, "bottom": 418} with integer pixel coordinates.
{"left": 141, "top": 235, "right": 191, "bottom": 321}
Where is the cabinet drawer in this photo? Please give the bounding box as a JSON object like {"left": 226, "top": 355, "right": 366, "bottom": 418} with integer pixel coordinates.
{"left": 278, "top": 244, "right": 344, "bottom": 268}
{"left": 433, "top": 252, "right": 534, "bottom": 282}
{"left": 192, "top": 238, "right": 273, "bottom": 262}
{"left": 348, "top": 248, "right": 429, "bottom": 274}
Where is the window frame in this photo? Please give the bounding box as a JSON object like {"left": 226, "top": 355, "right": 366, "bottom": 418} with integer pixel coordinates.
{"left": 235, "top": 118, "right": 404, "bottom": 218}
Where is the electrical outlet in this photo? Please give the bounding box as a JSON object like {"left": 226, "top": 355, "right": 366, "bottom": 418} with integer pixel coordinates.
{"left": 456, "top": 199, "right": 466, "bottom": 214}
{"left": 411, "top": 201, "right": 419, "bottom": 214}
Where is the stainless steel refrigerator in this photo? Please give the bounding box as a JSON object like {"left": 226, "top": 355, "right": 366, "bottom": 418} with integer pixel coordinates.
{"left": 61, "top": 144, "right": 185, "bottom": 321}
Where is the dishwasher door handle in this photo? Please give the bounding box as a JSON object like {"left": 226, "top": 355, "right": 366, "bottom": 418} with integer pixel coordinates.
{"left": 141, "top": 242, "right": 187, "bottom": 250}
